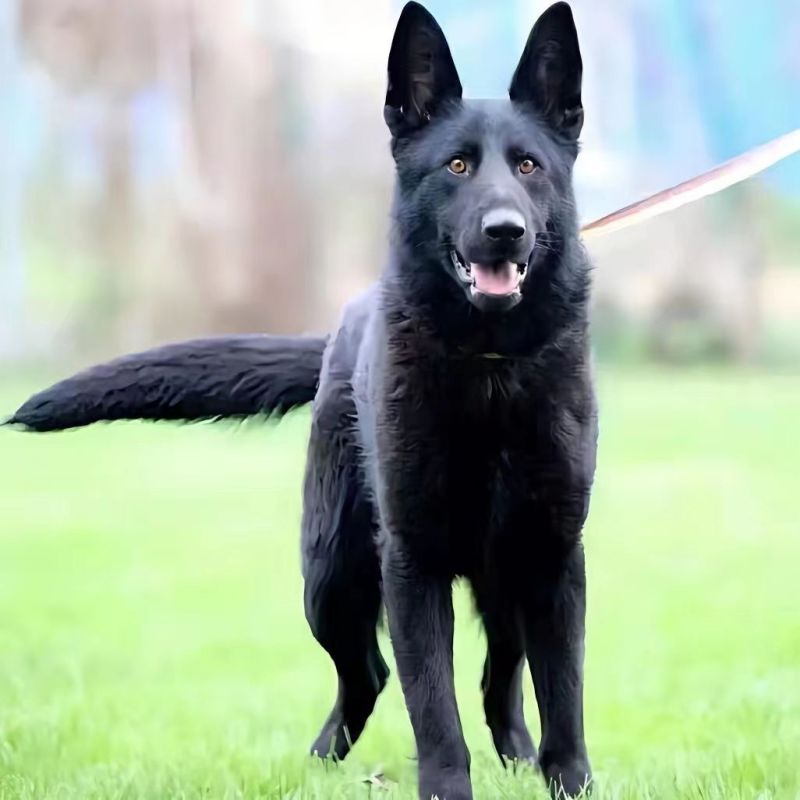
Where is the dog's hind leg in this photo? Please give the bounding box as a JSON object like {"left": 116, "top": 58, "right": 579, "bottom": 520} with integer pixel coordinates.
{"left": 474, "top": 586, "right": 537, "bottom": 766}
{"left": 301, "top": 415, "right": 388, "bottom": 761}
{"left": 304, "top": 553, "right": 387, "bottom": 761}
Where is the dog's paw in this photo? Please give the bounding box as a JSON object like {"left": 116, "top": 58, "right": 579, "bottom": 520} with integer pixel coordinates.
{"left": 541, "top": 756, "right": 592, "bottom": 798}
{"left": 419, "top": 765, "right": 473, "bottom": 800}
{"left": 492, "top": 722, "right": 537, "bottom": 768}
{"left": 309, "top": 720, "right": 353, "bottom": 761}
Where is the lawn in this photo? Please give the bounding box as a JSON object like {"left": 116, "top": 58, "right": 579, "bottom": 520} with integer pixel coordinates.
{"left": 0, "top": 368, "right": 798, "bottom": 799}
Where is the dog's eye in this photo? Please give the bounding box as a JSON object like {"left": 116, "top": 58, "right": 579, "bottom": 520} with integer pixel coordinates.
{"left": 518, "top": 158, "right": 537, "bottom": 175}
{"left": 448, "top": 158, "right": 468, "bottom": 175}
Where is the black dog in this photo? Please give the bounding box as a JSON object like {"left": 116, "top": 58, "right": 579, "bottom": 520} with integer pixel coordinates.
{"left": 9, "top": 3, "right": 597, "bottom": 797}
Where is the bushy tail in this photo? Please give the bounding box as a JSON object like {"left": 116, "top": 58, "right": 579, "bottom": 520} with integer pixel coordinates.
{"left": 6, "top": 335, "right": 327, "bottom": 432}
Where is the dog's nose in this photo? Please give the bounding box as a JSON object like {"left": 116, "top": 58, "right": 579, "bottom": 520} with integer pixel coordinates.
{"left": 482, "top": 208, "right": 526, "bottom": 241}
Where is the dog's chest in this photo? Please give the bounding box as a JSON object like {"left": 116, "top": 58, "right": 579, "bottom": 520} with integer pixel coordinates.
{"left": 441, "top": 361, "right": 555, "bottom": 490}
{"left": 444, "top": 358, "right": 547, "bottom": 440}
{"left": 455, "top": 358, "right": 592, "bottom": 473}
{"left": 436, "top": 360, "right": 593, "bottom": 566}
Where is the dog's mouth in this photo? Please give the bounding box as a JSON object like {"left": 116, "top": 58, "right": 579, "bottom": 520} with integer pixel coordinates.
{"left": 450, "top": 250, "right": 528, "bottom": 298}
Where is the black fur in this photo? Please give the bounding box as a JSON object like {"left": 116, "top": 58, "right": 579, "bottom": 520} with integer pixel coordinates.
{"left": 6, "top": 335, "right": 326, "bottom": 431}
{"left": 9, "top": 3, "right": 596, "bottom": 798}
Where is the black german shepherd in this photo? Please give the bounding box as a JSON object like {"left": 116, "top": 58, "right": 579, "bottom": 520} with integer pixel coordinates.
{"left": 9, "top": 3, "right": 596, "bottom": 797}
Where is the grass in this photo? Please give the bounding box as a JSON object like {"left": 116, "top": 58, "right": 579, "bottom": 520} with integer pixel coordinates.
{"left": 0, "top": 367, "right": 799, "bottom": 799}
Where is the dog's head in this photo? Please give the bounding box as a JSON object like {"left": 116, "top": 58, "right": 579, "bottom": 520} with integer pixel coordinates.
{"left": 385, "top": 2, "right": 583, "bottom": 313}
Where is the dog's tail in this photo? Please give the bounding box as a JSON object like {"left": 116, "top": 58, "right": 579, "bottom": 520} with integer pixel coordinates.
{"left": 5, "top": 335, "right": 327, "bottom": 432}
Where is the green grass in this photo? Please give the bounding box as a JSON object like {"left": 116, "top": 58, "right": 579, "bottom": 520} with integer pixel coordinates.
{"left": 0, "top": 368, "right": 799, "bottom": 799}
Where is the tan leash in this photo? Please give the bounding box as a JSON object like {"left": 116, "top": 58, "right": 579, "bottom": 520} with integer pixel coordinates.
{"left": 580, "top": 128, "right": 800, "bottom": 240}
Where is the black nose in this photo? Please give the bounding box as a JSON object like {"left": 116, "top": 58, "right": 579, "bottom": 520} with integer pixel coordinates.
{"left": 481, "top": 208, "right": 526, "bottom": 241}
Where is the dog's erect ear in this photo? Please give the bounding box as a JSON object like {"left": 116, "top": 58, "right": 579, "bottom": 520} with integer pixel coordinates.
{"left": 384, "top": 2, "right": 462, "bottom": 137}
{"left": 509, "top": 2, "right": 583, "bottom": 140}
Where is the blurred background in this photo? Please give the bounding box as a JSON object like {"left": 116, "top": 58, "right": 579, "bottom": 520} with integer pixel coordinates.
{"left": 1, "top": 4, "right": 799, "bottom": 797}
{"left": 0, "top": 0, "right": 798, "bottom": 367}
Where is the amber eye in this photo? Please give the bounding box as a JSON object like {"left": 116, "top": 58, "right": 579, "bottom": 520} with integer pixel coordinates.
{"left": 448, "top": 158, "right": 468, "bottom": 175}
{"left": 519, "top": 158, "right": 537, "bottom": 175}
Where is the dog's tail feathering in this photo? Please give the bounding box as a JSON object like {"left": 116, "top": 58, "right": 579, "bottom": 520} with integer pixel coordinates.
{"left": 5, "top": 335, "right": 327, "bottom": 432}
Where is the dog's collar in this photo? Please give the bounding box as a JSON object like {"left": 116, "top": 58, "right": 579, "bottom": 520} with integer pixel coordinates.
{"left": 455, "top": 347, "right": 511, "bottom": 360}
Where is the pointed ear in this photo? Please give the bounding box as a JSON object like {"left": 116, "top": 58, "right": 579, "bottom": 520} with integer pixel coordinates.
{"left": 384, "top": 2, "right": 463, "bottom": 137}
{"left": 509, "top": 2, "right": 583, "bottom": 140}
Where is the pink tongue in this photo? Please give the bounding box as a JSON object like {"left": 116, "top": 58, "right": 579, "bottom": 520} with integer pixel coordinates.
{"left": 471, "top": 262, "right": 520, "bottom": 295}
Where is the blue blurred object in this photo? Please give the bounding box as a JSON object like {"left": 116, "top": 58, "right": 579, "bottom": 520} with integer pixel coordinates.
{"left": 415, "top": 0, "right": 524, "bottom": 98}
{"left": 643, "top": 0, "right": 800, "bottom": 193}
{"left": 406, "top": 0, "right": 800, "bottom": 199}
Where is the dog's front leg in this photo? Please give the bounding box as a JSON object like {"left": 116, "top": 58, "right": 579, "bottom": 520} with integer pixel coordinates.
{"left": 524, "top": 541, "right": 591, "bottom": 798}
{"left": 382, "top": 539, "right": 472, "bottom": 800}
